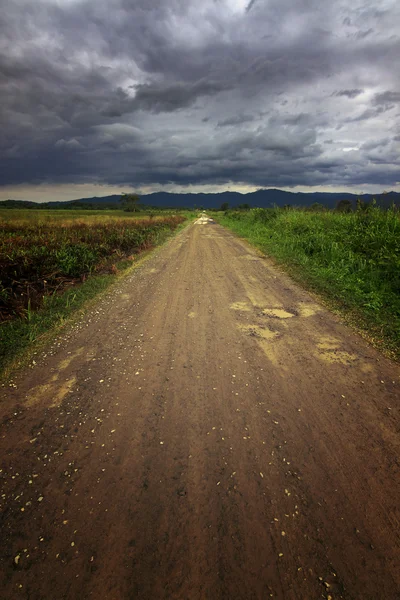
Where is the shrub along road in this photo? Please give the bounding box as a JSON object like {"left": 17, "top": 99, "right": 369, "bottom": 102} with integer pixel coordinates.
{"left": 0, "top": 220, "right": 399, "bottom": 599}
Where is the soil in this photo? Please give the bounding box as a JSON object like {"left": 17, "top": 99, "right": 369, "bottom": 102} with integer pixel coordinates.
{"left": 0, "top": 220, "right": 399, "bottom": 600}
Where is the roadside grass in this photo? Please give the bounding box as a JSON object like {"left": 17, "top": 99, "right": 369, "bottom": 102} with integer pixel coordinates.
{"left": 0, "top": 211, "right": 191, "bottom": 378}
{"left": 213, "top": 207, "right": 400, "bottom": 360}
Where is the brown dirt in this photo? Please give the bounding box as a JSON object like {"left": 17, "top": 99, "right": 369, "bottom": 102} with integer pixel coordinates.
{"left": 1, "top": 220, "right": 399, "bottom": 600}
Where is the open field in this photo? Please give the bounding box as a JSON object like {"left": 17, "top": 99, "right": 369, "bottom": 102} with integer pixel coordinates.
{"left": 214, "top": 207, "right": 400, "bottom": 359}
{"left": 0, "top": 208, "right": 189, "bottom": 224}
{"left": 0, "top": 210, "right": 187, "bottom": 375}
{"left": 1, "top": 220, "right": 399, "bottom": 599}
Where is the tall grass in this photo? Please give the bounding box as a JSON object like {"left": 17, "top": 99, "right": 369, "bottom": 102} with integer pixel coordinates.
{"left": 215, "top": 207, "right": 400, "bottom": 358}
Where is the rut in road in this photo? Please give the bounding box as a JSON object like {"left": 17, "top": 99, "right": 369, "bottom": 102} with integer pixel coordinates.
{"left": 0, "top": 220, "right": 399, "bottom": 600}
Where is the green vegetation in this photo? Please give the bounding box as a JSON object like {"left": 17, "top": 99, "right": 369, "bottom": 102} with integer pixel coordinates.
{"left": 214, "top": 206, "right": 400, "bottom": 359}
{"left": 0, "top": 210, "right": 187, "bottom": 376}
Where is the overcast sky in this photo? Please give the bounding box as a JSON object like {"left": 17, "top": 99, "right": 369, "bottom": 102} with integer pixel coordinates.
{"left": 1, "top": 0, "right": 399, "bottom": 201}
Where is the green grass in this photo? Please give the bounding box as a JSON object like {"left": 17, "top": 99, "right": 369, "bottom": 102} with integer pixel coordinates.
{"left": 214, "top": 207, "right": 400, "bottom": 359}
{"left": 0, "top": 211, "right": 191, "bottom": 378}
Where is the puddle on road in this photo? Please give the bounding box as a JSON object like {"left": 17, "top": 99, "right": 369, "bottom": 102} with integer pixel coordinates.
{"left": 58, "top": 347, "right": 84, "bottom": 371}
{"left": 317, "top": 336, "right": 341, "bottom": 351}
{"left": 194, "top": 216, "right": 214, "bottom": 225}
{"left": 318, "top": 350, "right": 358, "bottom": 364}
{"left": 237, "top": 323, "right": 287, "bottom": 371}
{"left": 231, "top": 300, "right": 315, "bottom": 320}
{"left": 239, "top": 324, "right": 281, "bottom": 341}
{"left": 298, "top": 303, "right": 320, "bottom": 318}
{"left": 230, "top": 301, "right": 251, "bottom": 311}
{"left": 260, "top": 341, "right": 286, "bottom": 369}
{"left": 316, "top": 336, "right": 358, "bottom": 364}
{"left": 28, "top": 374, "right": 78, "bottom": 408}
{"left": 262, "top": 307, "right": 296, "bottom": 319}
{"left": 27, "top": 376, "right": 58, "bottom": 407}
{"left": 360, "top": 363, "right": 375, "bottom": 374}
{"left": 240, "top": 254, "right": 260, "bottom": 261}
{"left": 50, "top": 377, "right": 77, "bottom": 408}
{"left": 27, "top": 346, "right": 94, "bottom": 407}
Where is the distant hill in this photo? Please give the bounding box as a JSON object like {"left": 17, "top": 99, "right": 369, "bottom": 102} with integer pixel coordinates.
{"left": 0, "top": 199, "right": 40, "bottom": 209}
{"left": 1, "top": 189, "right": 399, "bottom": 210}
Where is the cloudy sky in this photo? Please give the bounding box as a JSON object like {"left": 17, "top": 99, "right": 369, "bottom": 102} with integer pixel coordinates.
{"left": 1, "top": 0, "right": 399, "bottom": 201}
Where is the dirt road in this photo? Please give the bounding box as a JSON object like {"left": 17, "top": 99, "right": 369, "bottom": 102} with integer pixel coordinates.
{"left": 1, "top": 220, "right": 399, "bottom": 600}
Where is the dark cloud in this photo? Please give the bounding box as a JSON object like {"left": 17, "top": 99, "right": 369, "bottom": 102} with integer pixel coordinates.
{"left": 334, "top": 89, "right": 364, "bottom": 98}
{"left": 217, "top": 114, "right": 256, "bottom": 127}
{"left": 131, "top": 79, "right": 233, "bottom": 113}
{"left": 354, "top": 28, "right": 374, "bottom": 39}
{"left": 342, "top": 105, "right": 389, "bottom": 123}
{"left": 373, "top": 91, "right": 400, "bottom": 105}
{"left": 361, "top": 138, "right": 390, "bottom": 151}
{"left": 0, "top": 0, "right": 400, "bottom": 193}
{"left": 246, "top": 0, "right": 258, "bottom": 13}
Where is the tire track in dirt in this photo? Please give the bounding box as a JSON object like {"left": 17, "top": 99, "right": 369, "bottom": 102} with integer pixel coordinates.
{"left": 0, "top": 220, "right": 399, "bottom": 599}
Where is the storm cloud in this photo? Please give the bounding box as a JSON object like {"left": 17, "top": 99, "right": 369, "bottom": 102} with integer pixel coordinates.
{"left": 1, "top": 0, "right": 400, "bottom": 194}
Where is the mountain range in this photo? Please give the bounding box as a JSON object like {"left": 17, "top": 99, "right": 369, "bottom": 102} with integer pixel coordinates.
{"left": 1, "top": 189, "right": 399, "bottom": 210}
